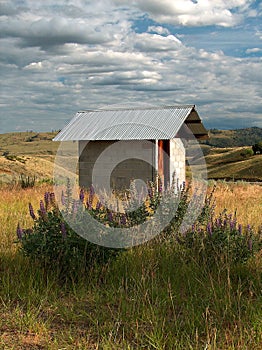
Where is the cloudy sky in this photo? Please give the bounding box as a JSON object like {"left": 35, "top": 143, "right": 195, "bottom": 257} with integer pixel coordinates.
{"left": 0, "top": 0, "right": 261, "bottom": 133}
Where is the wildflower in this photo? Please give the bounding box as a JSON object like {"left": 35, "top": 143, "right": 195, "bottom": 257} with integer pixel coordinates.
{"left": 207, "top": 222, "right": 212, "bottom": 236}
{"left": 86, "top": 199, "right": 92, "bottom": 210}
{"left": 215, "top": 217, "right": 222, "bottom": 228}
{"left": 44, "top": 192, "right": 50, "bottom": 209}
{"left": 61, "top": 222, "right": 67, "bottom": 238}
{"left": 72, "top": 200, "right": 78, "bottom": 214}
{"left": 79, "top": 188, "right": 85, "bottom": 203}
{"left": 16, "top": 223, "right": 23, "bottom": 240}
{"left": 28, "top": 203, "right": 36, "bottom": 220}
{"left": 90, "top": 184, "right": 95, "bottom": 196}
{"left": 230, "top": 219, "right": 236, "bottom": 231}
{"left": 147, "top": 183, "right": 154, "bottom": 199}
{"left": 96, "top": 201, "right": 102, "bottom": 210}
{"left": 238, "top": 224, "right": 242, "bottom": 235}
{"left": 120, "top": 214, "right": 127, "bottom": 226}
{"left": 39, "top": 200, "right": 46, "bottom": 217}
{"left": 61, "top": 190, "right": 65, "bottom": 206}
{"left": 108, "top": 211, "right": 113, "bottom": 222}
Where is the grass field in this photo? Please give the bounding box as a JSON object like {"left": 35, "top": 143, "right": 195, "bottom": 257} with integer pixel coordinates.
{"left": 0, "top": 182, "right": 261, "bottom": 349}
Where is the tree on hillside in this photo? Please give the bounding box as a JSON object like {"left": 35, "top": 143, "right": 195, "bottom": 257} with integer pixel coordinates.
{"left": 252, "top": 141, "right": 262, "bottom": 155}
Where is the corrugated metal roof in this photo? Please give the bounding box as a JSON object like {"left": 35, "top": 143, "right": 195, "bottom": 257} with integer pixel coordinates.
{"left": 53, "top": 105, "right": 200, "bottom": 141}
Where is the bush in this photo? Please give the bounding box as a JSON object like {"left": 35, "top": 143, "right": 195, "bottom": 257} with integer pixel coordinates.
{"left": 178, "top": 210, "right": 262, "bottom": 266}
{"left": 17, "top": 179, "right": 260, "bottom": 279}
{"left": 240, "top": 148, "right": 254, "bottom": 158}
{"left": 17, "top": 191, "right": 119, "bottom": 278}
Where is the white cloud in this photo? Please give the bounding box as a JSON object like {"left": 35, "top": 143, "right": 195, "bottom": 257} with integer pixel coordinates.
{"left": 114, "top": 0, "right": 254, "bottom": 27}
{"left": 246, "top": 47, "right": 262, "bottom": 54}
{"left": 148, "top": 26, "right": 170, "bottom": 35}
{"left": 0, "top": 0, "right": 261, "bottom": 132}
{"left": 134, "top": 33, "right": 182, "bottom": 52}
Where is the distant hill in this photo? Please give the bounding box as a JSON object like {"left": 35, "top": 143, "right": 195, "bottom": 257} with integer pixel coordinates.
{"left": 202, "top": 127, "right": 262, "bottom": 148}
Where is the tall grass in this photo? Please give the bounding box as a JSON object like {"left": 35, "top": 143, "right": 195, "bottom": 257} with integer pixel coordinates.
{"left": 0, "top": 182, "right": 261, "bottom": 349}
{"left": 211, "top": 181, "right": 262, "bottom": 230}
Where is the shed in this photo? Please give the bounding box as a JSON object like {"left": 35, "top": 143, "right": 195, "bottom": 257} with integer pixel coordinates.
{"left": 53, "top": 105, "right": 208, "bottom": 191}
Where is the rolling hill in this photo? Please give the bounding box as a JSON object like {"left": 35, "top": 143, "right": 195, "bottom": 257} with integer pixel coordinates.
{"left": 0, "top": 129, "right": 261, "bottom": 184}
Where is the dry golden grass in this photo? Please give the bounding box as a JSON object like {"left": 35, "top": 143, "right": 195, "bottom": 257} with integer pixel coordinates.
{"left": 0, "top": 184, "right": 53, "bottom": 254}
{"left": 212, "top": 182, "right": 262, "bottom": 230}
{"left": 0, "top": 155, "right": 55, "bottom": 184}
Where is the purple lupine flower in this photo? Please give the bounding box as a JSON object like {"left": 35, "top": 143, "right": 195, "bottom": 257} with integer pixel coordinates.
{"left": 238, "top": 224, "right": 242, "bottom": 235}
{"left": 121, "top": 214, "right": 127, "bottom": 226}
{"left": 192, "top": 224, "right": 195, "bottom": 232}
{"left": 61, "top": 190, "right": 65, "bottom": 206}
{"left": 248, "top": 238, "right": 253, "bottom": 252}
{"left": 72, "top": 200, "right": 78, "bottom": 214}
{"left": 39, "top": 200, "right": 46, "bottom": 217}
{"left": 16, "top": 223, "right": 23, "bottom": 240}
{"left": 247, "top": 224, "right": 251, "bottom": 232}
{"left": 79, "top": 188, "right": 85, "bottom": 203}
{"left": 230, "top": 219, "right": 235, "bottom": 231}
{"left": 96, "top": 201, "right": 102, "bottom": 210}
{"left": 148, "top": 186, "right": 153, "bottom": 199}
{"left": 108, "top": 211, "right": 113, "bottom": 222}
{"left": 29, "top": 203, "right": 36, "bottom": 220}
{"left": 44, "top": 192, "right": 50, "bottom": 209}
{"left": 207, "top": 222, "right": 212, "bottom": 236}
{"left": 86, "top": 199, "right": 92, "bottom": 210}
{"left": 87, "top": 185, "right": 95, "bottom": 208}
{"left": 216, "top": 217, "right": 222, "bottom": 228}
{"left": 61, "top": 222, "right": 67, "bottom": 238}
{"left": 89, "top": 184, "right": 95, "bottom": 197}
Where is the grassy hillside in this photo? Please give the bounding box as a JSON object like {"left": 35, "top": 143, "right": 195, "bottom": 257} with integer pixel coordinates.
{"left": 204, "top": 146, "right": 262, "bottom": 181}
{"left": 0, "top": 132, "right": 58, "bottom": 184}
{"left": 0, "top": 131, "right": 262, "bottom": 184}
{"left": 0, "top": 131, "right": 58, "bottom": 155}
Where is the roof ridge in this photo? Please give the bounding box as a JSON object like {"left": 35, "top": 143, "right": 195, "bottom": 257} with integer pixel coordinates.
{"left": 77, "top": 104, "right": 195, "bottom": 113}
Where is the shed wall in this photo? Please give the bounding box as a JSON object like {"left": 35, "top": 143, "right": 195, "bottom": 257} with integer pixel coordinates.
{"left": 79, "top": 140, "right": 155, "bottom": 190}
{"left": 170, "top": 139, "right": 186, "bottom": 188}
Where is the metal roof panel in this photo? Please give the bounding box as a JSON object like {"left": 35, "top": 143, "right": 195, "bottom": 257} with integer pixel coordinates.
{"left": 53, "top": 105, "right": 199, "bottom": 141}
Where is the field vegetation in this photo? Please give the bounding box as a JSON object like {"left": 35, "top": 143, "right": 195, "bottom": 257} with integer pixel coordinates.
{"left": 0, "top": 182, "right": 261, "bottom": 349}
{"left": 0, "top": 130, "right": 261, "bottom": 348}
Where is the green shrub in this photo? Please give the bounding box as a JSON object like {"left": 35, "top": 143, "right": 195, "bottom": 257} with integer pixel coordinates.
{"left": 17, "top": 179, "right": 260, "bottom": 280}
{"left": 17, "top": 192, "right": 119, "bottom": 278}
{"left": 240, "top": 148, "right": 254, "bottom": 158}
{"left": 178, "top": 210, "right": 262, "bottom": 266}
